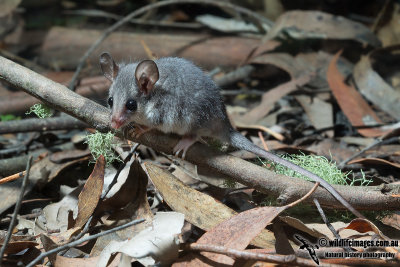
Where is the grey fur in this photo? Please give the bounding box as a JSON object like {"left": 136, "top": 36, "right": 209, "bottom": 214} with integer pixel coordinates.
{"left": 108, "top": 57, "right": 229, "bottom": 138}
{"left": 102, "top": 54, "right": 363, "bottom": 218}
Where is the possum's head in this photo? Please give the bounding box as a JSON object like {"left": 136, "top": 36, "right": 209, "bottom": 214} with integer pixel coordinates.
{"left": 100, "top": 52, "right": 159, "bottom": 129}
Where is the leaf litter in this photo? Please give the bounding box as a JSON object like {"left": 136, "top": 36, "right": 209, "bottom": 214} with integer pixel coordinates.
{"left": 1, "top": 1, "right": 400, "bottom": 266}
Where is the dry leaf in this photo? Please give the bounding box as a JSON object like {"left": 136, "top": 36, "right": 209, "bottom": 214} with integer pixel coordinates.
{"left": 73, "top": 155, "right": 105, "bottom": 228}
{"left": 185, "top": 206, "right": 287, "bottom": 266}
{"left": 0, "top": 240, "right": 38, "bottom": 255}
{"left": 344, "top": 218, "right": 389, "bottom": 241}
{"left": 353, "top": 45, "right": 400, "bottom": 121}
{"left": 49, "top": 149, "right": 91, "bottom": 163}
{"left": 266, "top": 10, "right": 381, "bottom": 47}
{"left": 348, "top": 158, "right": 400, "bottom": 169}
{"left": 97, "top": 212, "right": 184, "bottom": 267}
{"left": 238, "top": 73, "right": 313, "bottom": 124}
{"left": 42, "top": 186, "right": 81, "bottom": 232}
{"left": 295, "top": 95, "right": 333, "bottom": 137}
{"left": 327, "top": 50, "right": 387, "bottom": 137}
{"left": 90, "top": 157, "right": 153, "bottom": 256}
{"left": 144, "top": 162, "right": 275, "bottom": 249}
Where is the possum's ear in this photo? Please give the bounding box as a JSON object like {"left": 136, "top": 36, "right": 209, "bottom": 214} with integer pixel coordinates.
{"left": 100, "top": 52, "right": 119, "bottom": 81}
{"left": 135, "top": 60, "right": 159, "bottom": 95}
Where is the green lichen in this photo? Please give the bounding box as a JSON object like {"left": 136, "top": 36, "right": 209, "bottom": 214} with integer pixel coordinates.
{"left": 26, "top": 103, "right": 53, "bottom": 118}
{"left": 85, "top": 131, "right": 122, "bottom": 166}
{"left": 259, "top": 153, "right": 385, "bottom": 222}
{"left": 263, "top": 153, "right": 372, "bottom": 186}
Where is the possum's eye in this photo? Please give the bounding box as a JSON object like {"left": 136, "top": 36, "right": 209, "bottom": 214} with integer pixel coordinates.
{"left": 126, "top": 99, "right": 137, "bottom": 111}
{"left": 108, "top": 97, "right": 113, "bottom": 108}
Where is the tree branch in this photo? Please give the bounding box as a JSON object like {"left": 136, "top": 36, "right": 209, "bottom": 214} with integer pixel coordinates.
{"left": 0, "top": 56, "right": 399, "bottom": 211}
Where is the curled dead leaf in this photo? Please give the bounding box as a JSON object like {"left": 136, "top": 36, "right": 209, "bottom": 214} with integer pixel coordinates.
{"left": 73, "top": 155, "right": 105, "bottom": 228}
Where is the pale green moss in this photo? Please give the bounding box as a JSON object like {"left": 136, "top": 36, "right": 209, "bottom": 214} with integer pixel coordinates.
{"left": 26, "top": 103, "right": 53, "bottom": 118}
{"left": 85, "top": 131, "right": 122, "bottom": 166}
{"left": 263, "top": 153, "right": 372, "bottom": 186}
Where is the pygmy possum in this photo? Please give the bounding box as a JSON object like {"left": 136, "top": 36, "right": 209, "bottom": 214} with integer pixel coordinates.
{"left": 100, "top": 52, "right": 363, "bottom": 218}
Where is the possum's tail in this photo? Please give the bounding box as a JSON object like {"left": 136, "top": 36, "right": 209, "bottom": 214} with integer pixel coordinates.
{"left": 229, "top": 130, "right": 363, "bottom": 218}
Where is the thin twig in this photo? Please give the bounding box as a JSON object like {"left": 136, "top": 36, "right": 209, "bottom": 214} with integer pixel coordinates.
{"left": 0, "top": 156, "right": 33, "bottom": 265}
{"left": 68, "top": 0, "right": 272, "bottom": 90}
{"left": 185, "top": 243, "right": 296, "bottom": 264}
{"left": 313, "top": 198, "right": 341, "bottom": 240}
{"left": 338, "top": 136, "right": 399, "bottom": 168}
{"left": 101, "top": 143, "right": 140, "bottom": 200}
{"left": 220, "top": 88, "right": 265, "bottom": 96}
{"left": 64, "top": 9, "right": 204, "bottom": 29}
{"left": 258, "top": 131, "right": 269, "bottom": 151}
{"left": 286, "top": 182, "right": 319, "bottom": 208}
{"left": 313, "top": 198, "right": 352, "bottom": 253}
{"left": 215, "top": 65, "right": 255, "bottom": 87}
{"left": 0, "top": 171, "right": 27, "bottom": 185}
{"left": 25, "top": 218, "right": 145, "bottom": 267}
{"left": 371, "top": 0, "right": 391, "bottom": 33}
{"left": 55, "top": 216, "right": 95, "bottom": 259}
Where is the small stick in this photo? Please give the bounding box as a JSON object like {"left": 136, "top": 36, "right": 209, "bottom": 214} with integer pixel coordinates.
{"left": 258, "top": 131, "right": 269, "bottom": 151}
{"left": 0, "top": 171, "right": 26, "bottom": 185}
{"left": 0, "top": 156, "right": 33, "bottom": 265}
{"left": 339, "top": 136, "right": 399, "bottom": 168}
{"left": 25, "top": 218, "right": 145, "bottom": 267}
{"left": 285, "top": 182, "right": 319, "bottom": 208}
{"left": 313, "top": 198, "right": 341, "bottom": 239}
{"left": 101, "top": 143, "right": 140, "bottom": 200}
{"left": 185, "top": 243, "right": 297, "bottom": 264}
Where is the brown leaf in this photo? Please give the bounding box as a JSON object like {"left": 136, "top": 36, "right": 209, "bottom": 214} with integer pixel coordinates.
{"left": 143, "top": 162, "right": 275, "bottom": 249}
{"left": 344, "top": 218, "right": 388, "bottom": 240}
{"left": 98, "top": 157, "right": 147, "bottom": 211}
{"left": 348, "top": 158, "right": 400, "bottom": 169}
{"left": 238, "top": 73, "right": 313, "bottom": 124}
{"left": 90, "top": 157, "right": 153, "bottom": 256}
{"left": 266, "top": 10, "right": 381, "bottom": 47}
{"left": 250, "top": 53, "right": 308, "bottom": 79}
{"left": 192, "top": 206, "right": 287, "bottom": 265}
{"left": 54, "top": 254, "right": 121, "bottom": 267}
{"left": 40, "top": 234, "right": 58, "bottom": 265}
{"left": 0, "top": 240, "right": 38, "bottom": 255}
{"left": 327, "top": 50, "right": 387, "bottom": 137}
{"left": 54, "top": 255, "right": 99, "bottom": 267}
{"left": 73, "top": 155, "right": 105, "bottom": 228}
{"left": 49, "top": 149, "right": 91, "bottom": 163}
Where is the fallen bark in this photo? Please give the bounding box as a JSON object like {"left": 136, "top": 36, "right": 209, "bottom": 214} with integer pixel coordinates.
{"left": 39, "top": 27, "right": 261, "bottom": 70}
{"left": 0, "top": 116, "right": 88, "bottom": 134}
{"left": 0, "top": 55, "right": 399, "bottom": 211}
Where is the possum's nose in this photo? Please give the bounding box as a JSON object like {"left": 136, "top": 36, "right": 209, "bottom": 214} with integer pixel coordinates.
{"left": 111, "top": 115, "right": 126, "bottom": 129}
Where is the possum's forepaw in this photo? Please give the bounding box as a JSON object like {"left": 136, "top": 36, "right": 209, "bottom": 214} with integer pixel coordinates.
{"left": 173, "top": 136, "right": 197, "bottom": 159}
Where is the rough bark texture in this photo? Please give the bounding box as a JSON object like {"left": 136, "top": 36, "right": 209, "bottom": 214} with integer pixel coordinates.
{"left": 0, "top": 55, "right": 399, "bottom": 211}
